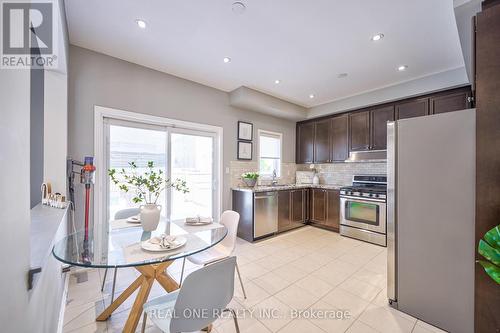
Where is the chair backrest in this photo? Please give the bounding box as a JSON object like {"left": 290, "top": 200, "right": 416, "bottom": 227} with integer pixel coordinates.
{"left": 114, "top": 208, "right": 140, "bottom": 220}
{"left": 170, "top": 256, "right": 236, "bottom": 332}
{"left": 218, "top": 210, "right": 240, "bottom": 253}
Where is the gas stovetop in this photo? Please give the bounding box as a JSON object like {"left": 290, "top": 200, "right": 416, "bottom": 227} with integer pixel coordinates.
{"left": 340, "top": 175, "right": 387, "bottom": 200}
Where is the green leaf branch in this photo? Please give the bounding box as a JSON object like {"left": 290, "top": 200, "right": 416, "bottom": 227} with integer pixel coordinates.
{"left": 108, "top": 161, "right": 189, "bottom": 205}
{"left": 477, "top": 224, "right": 500, "bottom": 284}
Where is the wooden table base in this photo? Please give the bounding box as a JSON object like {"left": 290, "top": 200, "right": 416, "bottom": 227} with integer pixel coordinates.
{"left": 96, "top": 261, "right": 179, "bottom": 333}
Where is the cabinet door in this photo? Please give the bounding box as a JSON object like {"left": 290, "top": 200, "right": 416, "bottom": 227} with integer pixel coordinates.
{"left": 296, "top": 123, "right": 314, "bottom": 164}
{"left": 326, "top": 190, "right": 340, "bottom": 230}
{"left": 331, "top": 114, "right": 349, "bottom": 161}
{"left": 278, "top": 190, "right": 291, "bottom": 231}
{"left": 311, "top": 189, "right": 327, "bottom": 223}
{"left": 371, "top": 106, "right": 395, "bottom": 150}
{"left": 430, "top": 90, "right": 472, "bottom": 114}
{"left": 349, "top": 111, "right": 371, "bottom": 151}
{"left": 314, "top": 120, "right": 331, "bottom": 163}
{"left": 290, "top": 190, "right": 305, "bottom": 223}
{"left": 396, "top": 98, "right": 429, "bottom": 120}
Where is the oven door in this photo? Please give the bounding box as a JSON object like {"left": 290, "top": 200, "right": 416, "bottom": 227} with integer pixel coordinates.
{"left": 340, "top": 196, "right": 386, "bottom": 234}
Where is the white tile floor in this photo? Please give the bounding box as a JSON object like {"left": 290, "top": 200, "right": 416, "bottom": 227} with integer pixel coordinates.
{"left": 62, "top": 226, "right": 446, "bottom": 333}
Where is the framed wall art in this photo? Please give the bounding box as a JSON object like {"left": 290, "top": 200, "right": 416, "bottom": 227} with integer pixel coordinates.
{"left": 237, "top": 121, "right": 253, "bottom": 141}
{"left": 237, "top": 141, "right": 252, "bottom": 160}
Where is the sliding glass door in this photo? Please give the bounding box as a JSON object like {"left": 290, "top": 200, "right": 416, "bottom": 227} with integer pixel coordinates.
{"left": 106, "top": 119, "right": 217, "bottom": 223}
{"left": 107, "top": 121, "right": 167, "bottom": 220}
{"left": 169, "top": 129, "right": 215, "bottom": 220}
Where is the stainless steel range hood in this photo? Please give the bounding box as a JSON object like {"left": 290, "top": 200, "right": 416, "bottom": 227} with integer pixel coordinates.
{"left": 345, "top": 150, "right": 387, "bottom": 163}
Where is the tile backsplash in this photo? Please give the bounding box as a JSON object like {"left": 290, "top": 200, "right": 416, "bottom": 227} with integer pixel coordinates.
{"left": 230, "top": 160, "right": 386, "bottom": 188}
{"left": 229, "top": 161, "right": 296, "bottom": 188}
{"left": 297, "top": 162, "right": 387, "bottom": 186}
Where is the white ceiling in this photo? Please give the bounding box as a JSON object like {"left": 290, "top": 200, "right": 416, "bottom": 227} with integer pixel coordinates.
{"left": 64, "top": 0, "right": 465, "bottom": 108}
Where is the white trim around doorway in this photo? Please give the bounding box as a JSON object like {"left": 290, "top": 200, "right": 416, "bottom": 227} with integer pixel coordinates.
{"left": 93, "top": 105, "right": 223, "bottom": 255}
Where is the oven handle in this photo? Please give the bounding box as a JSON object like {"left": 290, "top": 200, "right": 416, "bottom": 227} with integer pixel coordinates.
{"left": 339, "top": 195, "right": 386, "bottom": 204}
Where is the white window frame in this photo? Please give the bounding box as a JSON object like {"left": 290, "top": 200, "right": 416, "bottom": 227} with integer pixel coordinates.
{"left": 94, "top": 105, "right": 223, "bottom": 256}
{"left": 258, "top": 129, "right": 282, "bottom": 180}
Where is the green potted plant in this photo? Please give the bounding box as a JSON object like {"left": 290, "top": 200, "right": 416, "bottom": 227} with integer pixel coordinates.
{"left": 241, "top": 172, "right": 259, "bottom": 187}
{"left": 477, "top": 224, "right": 500, "bottom": 284}
{"left": 109, "top": 161, "right": 189, "bottom": 231}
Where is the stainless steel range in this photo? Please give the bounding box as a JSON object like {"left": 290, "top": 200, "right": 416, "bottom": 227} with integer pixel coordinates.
{"left": 339, "top": 175, "right": 387, "bottom": 246}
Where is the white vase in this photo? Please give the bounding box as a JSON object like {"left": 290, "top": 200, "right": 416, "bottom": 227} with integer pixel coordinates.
{"left": 139, "top": 204, "right": 162, "bottom": 231}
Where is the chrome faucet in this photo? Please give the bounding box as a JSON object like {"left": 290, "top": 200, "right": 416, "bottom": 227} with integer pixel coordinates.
{"left": 271, "top": 169, "right": 278, "bottom": 185}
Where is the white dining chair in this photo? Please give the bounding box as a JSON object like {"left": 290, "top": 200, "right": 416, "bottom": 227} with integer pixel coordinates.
{"left": 179, "top": 210, "right": 247, "bottom": 299}
{"left": 101, "top": 208, "right": 140, "bottom": 302}
{"left": 142, "top": 256, "right": 240, "bottom": 333}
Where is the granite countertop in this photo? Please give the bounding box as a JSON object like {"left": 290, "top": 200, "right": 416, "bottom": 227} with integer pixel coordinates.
{"left": 232, "top": 183, "right": 345, "bottom": 192}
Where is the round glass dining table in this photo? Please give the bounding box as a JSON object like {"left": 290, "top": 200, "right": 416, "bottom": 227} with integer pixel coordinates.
{"left": 52, "top": 218, "right": 227, "bottom": 333}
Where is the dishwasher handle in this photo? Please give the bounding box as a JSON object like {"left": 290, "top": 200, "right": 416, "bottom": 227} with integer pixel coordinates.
{"left": 255, "top": 192, "right": 277, "bottom": 198}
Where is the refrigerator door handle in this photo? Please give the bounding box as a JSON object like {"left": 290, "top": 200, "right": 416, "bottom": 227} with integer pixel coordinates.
{"left": 386, "top": 121, "right": 397, "bottom": 304}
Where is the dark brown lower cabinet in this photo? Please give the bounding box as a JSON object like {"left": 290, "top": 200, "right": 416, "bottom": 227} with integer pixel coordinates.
{"left": 278, "top": 190, "right": 292, "bottom": 232}
{"left": 311, "top": 189, "right": 327, "bottom": 223}
{"left": 310, "top": 189, "right": 340, "bottom": 230}
{"left": 325, "top": 190, "right": 340, "bottom": 230}
{"left": 290, "top": 189, "right": 305, "bottom": 223}
{"left": 278, "top": 189, "right": 307, "bottom": 232}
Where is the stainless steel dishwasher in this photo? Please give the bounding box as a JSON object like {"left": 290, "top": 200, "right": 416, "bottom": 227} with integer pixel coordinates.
{"left": 253, "top": 191, "right": 278, "bottom": 238}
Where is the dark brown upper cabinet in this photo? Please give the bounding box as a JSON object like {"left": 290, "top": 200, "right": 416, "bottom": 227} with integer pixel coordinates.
{"left": 313, "top": 120, "right": 331, "bottom": 163}
{"left": 296, "top": 86, "right": 472, "bottom": 162}
{"left": 331, "top": 114, "right": 349, "bottom": 162}
{"left": 396, "top": 97, "right": 430, "bottom": 120}
{"left": 371, "top": 106, "right": 395, "bottom": 150}
{"left": 430, "top": 89, "right": 472, "bottom": 114}
{"left": 349, "top": 111, "right": 371, "bottom": 151}
{"left": 296, "top": 122, "right": 314, "bottom": 164}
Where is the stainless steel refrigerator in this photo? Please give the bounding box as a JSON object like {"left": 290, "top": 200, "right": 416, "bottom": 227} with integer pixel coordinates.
{"left": 387, "top": 109, "right": 475, "bottom": 333}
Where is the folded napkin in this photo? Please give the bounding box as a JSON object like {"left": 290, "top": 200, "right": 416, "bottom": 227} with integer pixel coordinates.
{"left": 149, "top": 234, "right": 178, "bottom": 249}
{"left": 185, "top": 216, "right": 213, "bottom": 224}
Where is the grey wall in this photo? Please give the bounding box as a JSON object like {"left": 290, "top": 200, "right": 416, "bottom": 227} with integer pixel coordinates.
{"left": 30, "top": 66, "right": 44, "bottom": 208}
{"left": 0, "top": 66, "right": 31, "bottom": 333}
{"left": 308, "top": 67, "right": 469, "bottom": 118}
{"left": 68, "top": 45, "right": 296, "bottom": 221}
{"left": 454, "top": 0, "right": 482, "bottom": 83}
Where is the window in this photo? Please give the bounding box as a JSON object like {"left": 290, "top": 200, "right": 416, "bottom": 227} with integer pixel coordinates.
{"left": 258, "top": 130, "right": 282, "bottom": 178}
{"left": 104, "top": 116, "right": 220, "bottom": 224}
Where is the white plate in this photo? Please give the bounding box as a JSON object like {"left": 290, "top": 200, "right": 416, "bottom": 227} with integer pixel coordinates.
{"left": 185, "top": 217, "right": 213, "bottom": 225}
{"left": 126, "top": 216, "right": 141, "bottom": 224}
{"left": 141, "top": 236, "right": 187, "bottom": 252}
{"left": 185, "top": 220, "right": 213, "bottom": 226}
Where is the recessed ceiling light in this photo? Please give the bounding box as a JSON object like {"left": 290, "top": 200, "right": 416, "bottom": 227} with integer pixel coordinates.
{"left": 337, "top": 73, "right": 348, "bottom": 78}
{"left": 274, "top": 79, "right": 281, "bottom": 84}
{"left": 371, "top": 33, "right": 384, "bottom": 41}
{"left": 232, "top": 2, "right": 246, "bottom": 15}
{"left": 309, "top": 94, "right": 315, "bottom": 99}
{"left": 223, "top": 57, "right": 231, "bottom": 63}
{"left": 398, "top": 65, "right": 408, "bottom": 71}
{"left": 135, "top": 19, "right": 147, "bottom": 29}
